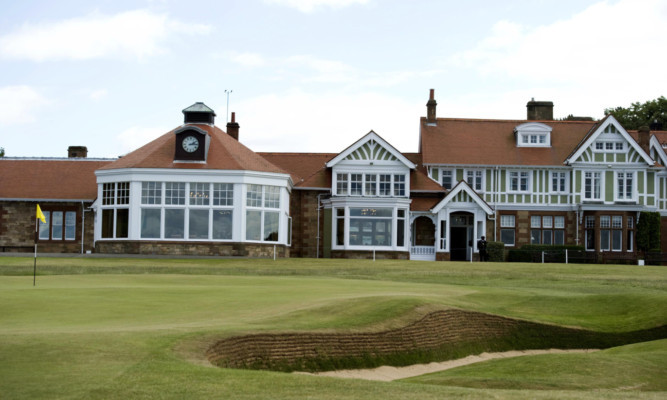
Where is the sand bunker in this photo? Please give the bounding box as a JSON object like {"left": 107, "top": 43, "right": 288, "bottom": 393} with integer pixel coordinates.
{"left": 300, "top": 349, "right": 598, "bottom": 381}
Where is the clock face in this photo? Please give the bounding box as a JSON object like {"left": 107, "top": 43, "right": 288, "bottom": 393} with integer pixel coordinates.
{"left": 182, "top": 135, "right": 199, "bottom": 153}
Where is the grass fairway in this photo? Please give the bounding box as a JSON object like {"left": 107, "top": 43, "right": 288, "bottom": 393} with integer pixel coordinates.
{"left": 0, "top": 256, "right": 665, "bottom": 399}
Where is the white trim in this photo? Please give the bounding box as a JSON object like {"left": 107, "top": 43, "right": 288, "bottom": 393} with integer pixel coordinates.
{"left": 326, "top": 131, "right": 416, "bottom": 169}
{"left": 566, "top": 115, "right": 654, "bottom": 165}
{"left": 431, "top": 181, "right": 493, "bottom": 215}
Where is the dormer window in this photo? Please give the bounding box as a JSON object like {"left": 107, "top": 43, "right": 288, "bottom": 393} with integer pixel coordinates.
{"left": 515, "top": 122, "right": 552, "bottom": 147}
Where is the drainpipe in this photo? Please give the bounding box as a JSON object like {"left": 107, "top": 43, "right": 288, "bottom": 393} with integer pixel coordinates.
{"left": 316, "top": 192, "right": 326, "bottom": 258}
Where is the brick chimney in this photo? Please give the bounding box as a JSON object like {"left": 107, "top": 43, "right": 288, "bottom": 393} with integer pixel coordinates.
{"left": 638, "top": 126, "right": 650, "bottom": 154}
{"left": 226, "top": 112, "right": 239, "bottom": 140}
{"left": 526, "top": 99, "right": 554, "bottom": 120}
{"left": 68, "top": 146, "right": 88, "bottom": 158}
{"left": 426, "top": 89, "right": 437, "bottom": 124}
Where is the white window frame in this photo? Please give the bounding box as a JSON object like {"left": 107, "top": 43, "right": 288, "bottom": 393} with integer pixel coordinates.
{"left": 465, "top": 169, "right": 485, "bottom": 192}
{"left": 440, "top": 169, "right": 455, "bottom": 190}
{"left": 615, "top": 171, "right": 636, "bottom": 202}
{"left": 583, "top": 171, "right": 602, "bottom": 201}
{"left": 508, "top": 171, "right": 530, "bottom": 193}
{"left": 500, "top": 214, "right": 516, "bottom": 247}
{"left": 550, "top": 171, "right": 568, "bottom": 194}
{"left": 331, "top": 205, "right": 409, "bottom": 250}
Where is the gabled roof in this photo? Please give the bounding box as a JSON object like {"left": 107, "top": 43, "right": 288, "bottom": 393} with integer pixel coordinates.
{"left": 430, "top": 180, "right": 493, "bottom": 215}
{"left": 326, "top": 130, "right": 416, "bottom": 169}
{"left": 0, "top": 158, "right": 113, "bottom": 200}
{"left": 565, "top": 115, "right": 654, "bottom": 165}
{"left": 648, "top": 131, "right": 667, "bottom": 167}
{"left": 99, "top": 124, "right": 287, "bottom": 175}
{"left": 420, "top": 117, "right": 598, "bottom": 166}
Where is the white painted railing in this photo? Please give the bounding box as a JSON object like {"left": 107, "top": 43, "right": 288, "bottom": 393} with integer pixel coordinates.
{"left": 411, "top": 246, "right": 435, "bottom": 255}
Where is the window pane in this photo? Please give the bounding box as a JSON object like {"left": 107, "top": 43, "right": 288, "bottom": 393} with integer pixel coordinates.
{"left": 103, "top": 183, "right": 114, "bottom": 205}
{"left": 165, "top": 183, "right": 185, "bottom": 205}
{"left": 264, "top": 186, "right": 280, "bottom": 208}
{"left": 600, "top": 216, "right": 610, "bottom": 228}
{"left": 500, "top": 229, "right": 515, "bottom": 246}
{"left": 350, "top": 174, "right": 362, "bottom": 195}
{"left": 141, "top": 209, "right": 161, "bottom": 238}
{"left": 397, "top": 218, "right": 404, "bottom": 247}
{"left": 142, "top": 182, "right": 162, "bottom": 205}
{"left": 600, "top": 230, "right": 610, "bottom": 251}
{"left": 627, "top": 230, "right": 633, "bottom": 252}
{"left": 64, "top": 211, "right": 76, "bottom": 240}
{"left": 246, "top": 184, "right": 262, "bottom": 207}
{"left": 543, "top": 216, "right": 553, "bottom": 228}
{"left": 379, "top": 174, "right": 391, "bottom": 195}
{"left": 394, "top": 174, "right": 406, "bottom": 196}
{"left": 441, "top": 171, "right": 452, "bottom": 190}
{"left": 500, "top": 215, "right": 515, "bottom": 227}
{"left": 263, "top": 212, "right": 279, "bottom": 241}
{"left": 336, "top": 215, "right": 345, "bottom": 246}
{"left": 531, "top": 216, "right": 541, "bottom": 228}
{"left": 117, "top": 182, "right": 130, "bottom": 205}
{"left": 101, "top": 209, "right": 113, "bottom": 239}
{"left": 531, "top": 229, "right": 541, "bottom": 244}
{"left": 165, "top": 209, "right": 185, "bottom": 239}
{"left": 52, "top": 211, "right": 63, "bottom": 240}
{"left": 336, "top": 173, "right": 348, "bottom": 195}
{"left": 189, "top": 209, "right": 209, "bottom": 239}
{"left": 189, "top": 183, "right": 210, "bottom": 206}
{"left": 246, "top": 210, "right": 261, "bottom": 241}
{"left": 213, "top": 183, "right": 234, "bottom": 206}
{"left": 543, "top": 230, "right": 552, "bottom": 245}
{"left": 554, "top": 216, "right": 565, "bottom": 229}
{"left": 612, "top": 230, "right": 622, "bottom": 251}
{"left": 212, "top": 210, "right": 233, "bottom": 240}
{"left": 365, "top": 174, "right": 377, "bottom": 196}
{"left": 586, "top": 229, "right": 595, "bottom": 251}
{"left": 350, "top": 208, "right": 392, "bottom": 217}
{"left": 38, "top": 211, "right": 51, "bottom": 240}
{"left": 612, "top": 216, "right": 622, "bottom": 228}
{"left": 116, "top": 209, "right": 129, "bottom": 238}
{"left": 554, "top": 230, "right": 565, "bottom": 245}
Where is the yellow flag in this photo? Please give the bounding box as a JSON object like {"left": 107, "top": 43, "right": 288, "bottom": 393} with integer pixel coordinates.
{"left": 36, "top": 204, "right": 46, "bottom": 224}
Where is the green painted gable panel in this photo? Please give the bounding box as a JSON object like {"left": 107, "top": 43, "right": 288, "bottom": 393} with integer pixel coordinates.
{"left": 594, "top": 153, "right": 604, "bottom": 162}
{"left": 605, "top": 171, "right": 613, "bottom": 202}
{"left": 432, "top": 168, "right": 439, "bottom": 181}
{"left": 648, "top": 172, "right": 655, "bottom": 194}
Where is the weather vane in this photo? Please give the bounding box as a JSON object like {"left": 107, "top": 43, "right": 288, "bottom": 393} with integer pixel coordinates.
{"left": 224, "top": 89, "right": 233, "bottom": 124}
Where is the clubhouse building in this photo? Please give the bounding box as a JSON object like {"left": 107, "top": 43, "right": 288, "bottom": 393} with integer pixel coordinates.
{"left": 2, "top": 90, "right": 667, "bottom": 261}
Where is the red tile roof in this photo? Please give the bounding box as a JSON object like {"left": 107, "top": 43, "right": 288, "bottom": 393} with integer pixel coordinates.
{"left": 259, "top": 153, "right": 335, "bottom": 188}
{"left": 100, "top": 124, "right": 288, "bottom": 175}
{"left": 420, "top": 117, "right": 600, "bottom": 166}
{"left": 0, "top": 158, "right": 113, "bottom": 200}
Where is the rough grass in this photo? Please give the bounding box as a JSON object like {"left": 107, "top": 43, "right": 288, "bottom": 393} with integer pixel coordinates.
{"left": 0, "top": 256, "right": 665, "bottom": 399}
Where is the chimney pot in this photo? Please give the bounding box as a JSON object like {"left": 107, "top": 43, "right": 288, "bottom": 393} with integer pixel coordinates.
{"left": 68, "top": 146, "right": 88, "bottom": 158}
{"left": 226, "top": 112, "right": 240, "bottom": 141}
{"left": 426, "top": 89, "right": 437, "bottom": 124}
{"left": 526, "top": 100, "right": 554, "bottom": 120}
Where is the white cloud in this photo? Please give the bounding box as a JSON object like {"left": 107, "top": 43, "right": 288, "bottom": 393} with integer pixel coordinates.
{"left": 0, "top": 9, "right": 212, "bottom": 61}
{"left": 264, "top": 0, "right": 370, "bottom": 13}
{"left": 228, "top": 52, "right": 266, "bottom": 67}
{"left": 234, "top": 90, "right": 422, "bottom": 153}
{"left": 117, "top": 126, "right": 169, "bottom": 154}
{"left": 89, "top": 89, "right": 108, "bottom": 101}
{"left": 450, "top": 0, "right": 667, "bottom": 85}
{"left": 445, "top": 0, "right": 667, "bottom": 120}
{"left": 0, "top": 85, "right": 50, "bottom": 125}
{"left": 285, "top": 55, "right": 356, "bottom": 83}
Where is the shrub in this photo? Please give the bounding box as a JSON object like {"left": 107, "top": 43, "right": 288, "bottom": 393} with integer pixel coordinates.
{"left": 487, "top": 241, "right": 505, "bottom": 262}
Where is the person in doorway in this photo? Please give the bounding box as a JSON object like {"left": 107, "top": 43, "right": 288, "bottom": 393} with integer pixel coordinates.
{"left": 477, "top": 236, "right": 488, "bottom": 261}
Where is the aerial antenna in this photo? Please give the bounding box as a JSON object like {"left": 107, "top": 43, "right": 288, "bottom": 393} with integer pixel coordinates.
{"left": 224, "top": 89, "right": 233, "bottom": 123}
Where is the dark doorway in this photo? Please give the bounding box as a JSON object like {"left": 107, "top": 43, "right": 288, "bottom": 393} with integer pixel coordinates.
{"left": 450, "top": 226, "right": 468, "bottom": 261}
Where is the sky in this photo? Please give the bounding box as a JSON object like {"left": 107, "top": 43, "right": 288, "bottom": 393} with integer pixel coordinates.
{"left": 1, "top": 0, "right": 665, "bottom": 158}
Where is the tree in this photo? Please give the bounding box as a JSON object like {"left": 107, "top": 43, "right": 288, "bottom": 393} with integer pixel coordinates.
{"left": 0, "top": 147, "right": 4, "bottom": 157}
{"left": 636, "top": 211, "right": 661, "bottom": 256}
{"left": 604, "top": 96, "right": 667, "bottom": 130}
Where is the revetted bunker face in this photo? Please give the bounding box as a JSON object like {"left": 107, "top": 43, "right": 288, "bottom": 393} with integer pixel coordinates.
{"left": 206, "top": 309, "right": 667, "bottom": 373}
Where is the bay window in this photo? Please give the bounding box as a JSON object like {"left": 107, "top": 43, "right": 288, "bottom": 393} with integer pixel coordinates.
{"left": 101, "top": 182, "right": 130, "bottom": 239}
{"left": 333, "top": 206, "right": 408, "bottom": 249}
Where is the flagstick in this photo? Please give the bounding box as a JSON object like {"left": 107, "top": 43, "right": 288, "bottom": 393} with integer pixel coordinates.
{"left": 34, "top": 217, "right": 38, "bottom": 286}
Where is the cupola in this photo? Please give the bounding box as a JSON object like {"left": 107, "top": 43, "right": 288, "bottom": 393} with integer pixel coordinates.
{"left": 182, "top": 102, "right": 216, "bottom": 125}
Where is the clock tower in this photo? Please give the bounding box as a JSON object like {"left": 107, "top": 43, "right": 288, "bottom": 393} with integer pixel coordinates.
{"left": 174, "top": 102, "right": 215, "bottom": 162}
